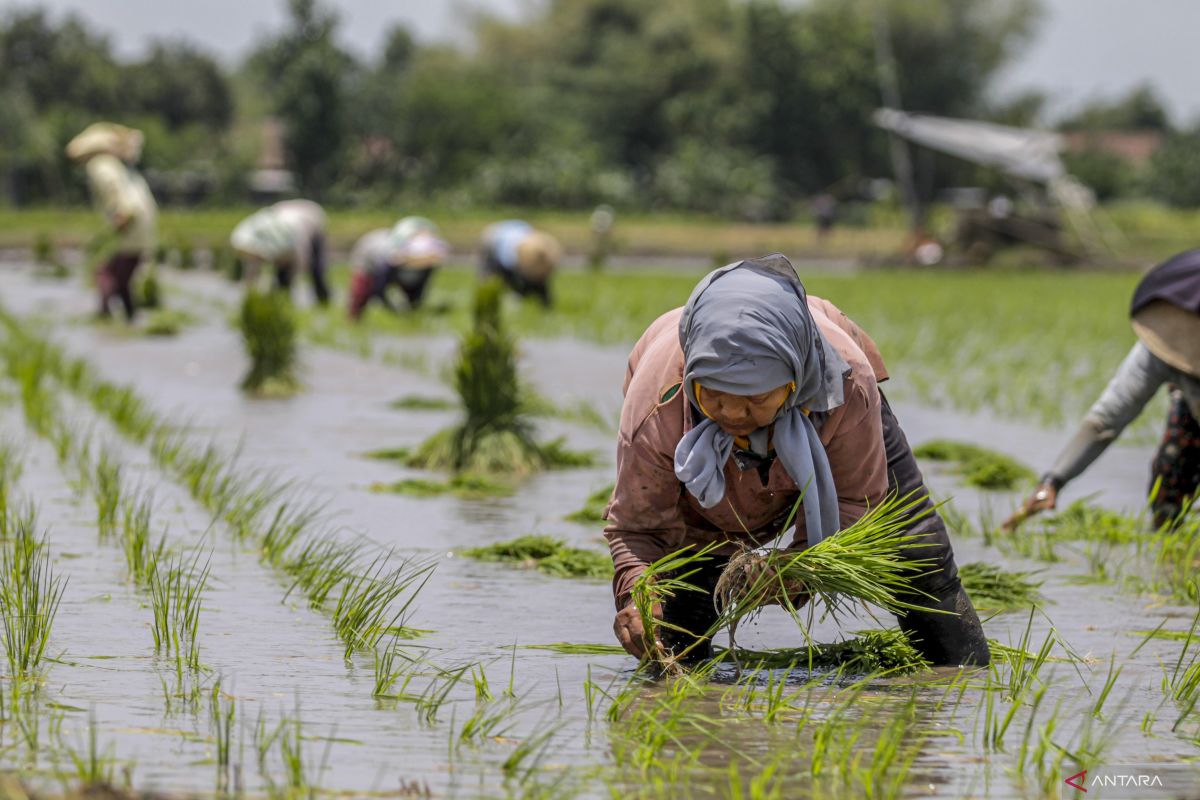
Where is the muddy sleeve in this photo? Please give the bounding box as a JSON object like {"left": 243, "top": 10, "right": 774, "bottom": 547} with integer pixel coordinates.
{"left": 1047, "top": 342, "right": 1171, "bottom": 487}
{"left": 603, "top": 421, "right": 687, "bottom": 610}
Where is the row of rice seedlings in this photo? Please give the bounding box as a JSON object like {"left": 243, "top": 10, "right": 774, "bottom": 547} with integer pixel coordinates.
{"left": 460, "top": 535, "right": 612, "bottom": 579}
{"left": 913, "top": 439, "right": 1037, "bottom": 491}
{"left": 0, "top": 308, "right": 438, "bottom": 687}
{"left": 209, "top": 678, "right": 241, "bottom": 794}
{"left": 92, "top": 447, "right": 122, "bottom": 541}
{"left": 977, "top": 611, "right": 1062, "bottom": 752}
{"left": 0, "top": 501, "right": 67, "bottom": 680}
{"left": 148, "top": 550, "right": 211, "bottom": 684}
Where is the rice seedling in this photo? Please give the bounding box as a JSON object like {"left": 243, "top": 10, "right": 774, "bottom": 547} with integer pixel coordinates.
{"left": 406, "top": 280, "right": 591, "bottom": 477}
{"left": 629, "top": 543, "right": 723, "bottom": 673}
{"left": 0, "top": 503, "right": 66, "bottom": 678}
{"left": 414, "top": 662, "right": 474, "bottom": 724}
{"left": 461, "top": 535, "right": 612, "bottom": 579}
{"left": 92, "top": 448, "right": 122, "bottom": 540}
{"left": 387, "top": 395, "right": 456, "bottom": 411}
{"left": 209, "top": 679, "right": 238, "bottom": 790}
{"left": 148, "top": 551, "right": 211, "bottom": 674}
{"left": 363, "top": 446, "right": 410, "bottom": 461}
{"left": 369, "top": 473, "right": 514, "bottom": 499}
{"left": 238, "top": 288, "right": 301, "bottom": 396}
{"left": 372, "top": 636, "right": 424, "bottom": 701}
{"left": 63, "top": 712, "right": 116, "bottom": 785}
{"left": 518, "top": 642, "right": 627, "bottom": 656}
{"left": 565, "top": 483, "right": 613, "bottom": 523}
{"left": 136, "top": 267, "right": 161, "bottom": 309}
{"left": 455, "top": 697, "right": 518, "bottom": 751}
{"left": 913, "top": 439, "right": 1037, "bottom": 490}
{"left": 717, "top": 628, "right": 931, "bottom": 676}
{"left": 119, "top": 492, "right": 166, "bottom": 587}
{"left": 958, "top": 562, "right": 1044, "bottom": 614}
{"left": 712, "top": 493, "right": 942, "bottom": 658}
{"left": 331, "top": 554, "right": 434, "bottom": 659}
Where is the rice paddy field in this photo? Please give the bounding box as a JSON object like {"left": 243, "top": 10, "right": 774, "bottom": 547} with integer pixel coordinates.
{"left": 0, "top": 248, "right": 1198, "bottom": 799}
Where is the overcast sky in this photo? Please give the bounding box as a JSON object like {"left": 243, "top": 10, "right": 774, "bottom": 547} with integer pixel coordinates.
{"left": 5, "top": 0, "right": 1199, "bottom": 124}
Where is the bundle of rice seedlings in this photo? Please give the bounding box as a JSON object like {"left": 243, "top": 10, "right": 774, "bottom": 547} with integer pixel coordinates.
{"left": 566, "top": 483, "right": 615, "bottom": 523}
{"left": 238, "top": 289, "right": 301, "bottom": 396}
{"left": 713, "top": 493, "right": 940, "bottom": 655}
{"left": 462, "top": 534, "right": 612, "bottom": 579}
{"left": 136, "top": 268, "right": 161, "bottom": 309}
{"left": 723, "top": 628, "right": 930, "bottom": 675}
{"left": 958, "top": 562, "right": 1043, "bottom": 614}
{"left": 630, "top": 543, "right": 724, "bottom": 674}
{"left": 407, "top": 280, "right": 591, "bottom": 476}
{"left": 143, "top": 309, "right": 191, "bottom": 338}
{"left": 913, "top": 439, "right": 1035, "bottom": 490}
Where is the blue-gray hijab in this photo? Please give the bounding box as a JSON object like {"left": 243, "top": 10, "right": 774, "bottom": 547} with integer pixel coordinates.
{"left": 673, "top": 254, "right": 849, "bottom": 545}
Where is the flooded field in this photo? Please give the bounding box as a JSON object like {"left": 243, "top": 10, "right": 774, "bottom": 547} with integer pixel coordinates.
{"left": 0, "top": 261, "right": 1197, "bottom": 799}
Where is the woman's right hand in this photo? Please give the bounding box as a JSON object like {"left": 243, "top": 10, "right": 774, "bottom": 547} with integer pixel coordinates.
{"left": 1001, "top": 481, "right": 1058, "bottom": 532}
{"left": 613, "top": 601, "right": 662, "bottom": 659}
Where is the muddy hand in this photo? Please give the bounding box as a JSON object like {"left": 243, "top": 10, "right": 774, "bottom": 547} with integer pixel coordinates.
{"left": 1001, "top": 481, "right": 1058, "bottom": 532}
{"left": 614, "top": 601, "right": 663, "bottom": 660}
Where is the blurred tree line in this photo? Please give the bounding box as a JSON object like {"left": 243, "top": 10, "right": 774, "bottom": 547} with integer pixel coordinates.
{"left": 6, "top": 0, "right": 1200, "bottom": 215}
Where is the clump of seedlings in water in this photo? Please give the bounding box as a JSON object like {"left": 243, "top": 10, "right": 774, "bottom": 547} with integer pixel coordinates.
{"left": 149, "top": 551, "right": 210, "bottom": 675}
{"left": 913, "top": 439, "right": 1036, "bottom": 490}
{"left": 958, "top": 562, "right": 1043, "bottom": 614}
{"left": 462, "top": 535, "right": 613, "bottom": 579}
{"left": 369, "top": 473, "right": 513, "bottom": 499}
{"left": 238, "top": 289, "right": 301, "bottom": 396}
{"left": 137, "top": 267, "right": 161, "bottom": 309}
{"left": 92, "top": 447, "right": 122, "bottom": 540}
{"left": 0, "top": 502, "right": 66, "bottom": 679}
{"left": 720, "top": 628, "right": 931, "bottom": 676}
{"left": 406, "top": 280, "right": 592, "bottom": 477}
{"left": 566, "top": 483, "right": 614, "bottom": 523}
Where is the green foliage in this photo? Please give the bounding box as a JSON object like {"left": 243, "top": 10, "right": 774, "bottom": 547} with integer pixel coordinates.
{"left": 1148, "top": 127, "right": 1200, "bottom": 208}
{"left": 567, "top": 483, "right": 615, "bottom": 523}
{"left": 463, "top": 535, "right": 613, "bottom": 579}
{"left": 913, "top": 439, "right": 1036, "bottom": 490}
{"left": 238, "top": 289, "right": 300, "bottom": 395}
{"left": 726, "top": 628, "right": 930, "bottom": 675}
{"left": 958, "top": 562, "right": 1043, "bottom": 614}
{"left": 1062, "top": 149, "right": 1140, "bottom": 203}
{"left": 1058, "top": 84, "right": 1171, "bottom": 132}
{"left": 369, "top": 473, "right": 514, "bottom": 499}
{"left": 137, "top": 268, "right": 161, "bottom": 309}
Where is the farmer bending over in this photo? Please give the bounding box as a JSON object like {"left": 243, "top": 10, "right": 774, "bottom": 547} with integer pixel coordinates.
{"left": 66, "top": 123, "right": 158, "bottom": 322}
{"left": 231, "top": 199, "right": 330, "bottom": 306}
{"left": 480, "top": 220, "right": 561, "bottom": 307}
{"left": 1006, "top": 249, "right": 1200, "bottom": 531}
{"left": 606, "top": 255, "right": 990, "bottom": 666}
{"left": 348, "top": 217, "right": 450, "bottom": 320}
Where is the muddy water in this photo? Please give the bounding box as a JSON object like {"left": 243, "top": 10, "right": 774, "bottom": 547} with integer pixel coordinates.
{"left": 0, "top": 263, "right": 1196, "bottom": 798}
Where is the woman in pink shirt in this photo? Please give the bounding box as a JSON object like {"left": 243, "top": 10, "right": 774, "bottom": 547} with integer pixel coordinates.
{"left": 606, "top": 254, "right": 989, "bottom": 667}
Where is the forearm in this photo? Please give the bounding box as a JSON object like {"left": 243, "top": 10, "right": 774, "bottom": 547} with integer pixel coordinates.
{"left": 605, "top": 530, "right": 669, "bottom": 609}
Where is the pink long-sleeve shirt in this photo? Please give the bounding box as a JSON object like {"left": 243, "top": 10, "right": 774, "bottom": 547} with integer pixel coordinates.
{"left": 604, "top": 296, "right": 891, "bottom": 608}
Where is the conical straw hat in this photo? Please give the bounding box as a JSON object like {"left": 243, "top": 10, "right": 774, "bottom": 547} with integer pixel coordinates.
{"left": 1132, "top": 300, "right": 1200, "bottom": 378}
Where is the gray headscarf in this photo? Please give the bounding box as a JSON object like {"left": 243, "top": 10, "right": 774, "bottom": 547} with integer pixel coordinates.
{"left": 673, "top": 254, "right": 850, "bottom": 546}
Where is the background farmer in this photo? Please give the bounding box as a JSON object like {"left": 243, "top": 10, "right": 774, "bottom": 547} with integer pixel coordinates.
{"left": 1006, "top": 249, "right": 1200, "bottom": 531}
{"left": 230, "top": 199, "right": 330, "bottom": 306}
{"left": 605, "top": 254, "right": 990, "bottom": 667}
{"left": 347, "top": 216, "right": 450, "bottom": 320}
{"left": 480, "top": 220, "right": 562, "bottom": 307}
{"left": 65, "top": 122, "right": 158, "bottom": 322}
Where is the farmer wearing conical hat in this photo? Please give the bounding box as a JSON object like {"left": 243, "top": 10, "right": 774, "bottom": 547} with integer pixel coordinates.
{"left": 66, "top": 122, "right": 158, "bottom": 321}
{"left": 347, "top": 216, "right": 450, "bottom": 320}
{"left": 1006, "top": 249, "right": 1200, "bottom": 531}
{"left": 480, "top": 220, "right": 561, "bottom": 307}
{"left": 230, "top": 199, "right": 330, "bottom": 306}
{"left": 607, "top": 254, "right": 990, "bottom": 666}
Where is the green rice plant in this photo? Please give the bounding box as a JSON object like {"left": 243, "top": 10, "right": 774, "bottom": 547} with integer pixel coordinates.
{"left": 406, "top": 280, "right": 592, "bottom": 477}
{"left": 719, "top": 628, "right": 931, "bottom": 676}
{"left": 629, "top": 543, "right": 723, "bottom": 673}
{"left": 456, "top": 698, "right": 517, "bottom": 751}
{"left": 92, "top": 448, "right": 122, "bottom": 540}
{"left": 566, "top": 483, "right": 613, "bottom": 523}
{"left": 372, "top": 636, "right": 424, "bottom": 701}
{"left": 209, "top": 679, "right": 237, "bottom": 790}
{"left": 120, "top": 492, "right": 166, "bottom": 586}
{"left": 136, "top": 268, "right": 161, "bottom": 309}
{"left": 238, "top": 288, "right": 301, "bottom": 396}
{"left": 958, "top": 562, "right": 1044, "bottom": 614}
{"left": 148, "top": 551, "right": 211, "bottom": 673}
{"left": 283, "top": 539, "right": 360, "bottom": 609}
{"left": 713, "top": 493, "right": 941, "bottom": 655}
{"left": 414, "top": 661, "right": 473, "bottom": 724}
{"left": 913, "top": 439, "right": 1037, "bottom": 490}
{"left": 0, "top": 504, "right": 66, "bottom": 678}
{"left": 461, "top": 535, "right": 612, "bottom": 579}
{"left": 331, "top": 554, "right": 434, "bottom": 659}
{"left": 519, "top": 642, "right": 627, "bottom": 656}
{"left": 63, "top": 713, "right": 116, "bottom": 785}
{"left": 388, "top": 395, "right": 456, "bottom": 411}
{"left": 143, "top": 309, "right": 192, "bottom": 337}
{"left": 369, "top": 473, "right": 514, "bottom": 499}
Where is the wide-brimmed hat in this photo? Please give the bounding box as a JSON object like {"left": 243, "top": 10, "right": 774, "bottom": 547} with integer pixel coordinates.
{"left": 66, "top": 122, "right": 144, "bottom": 163}
{"left": 1132, "top": 299, "right": 1200, "bottom": 378}
{"left": 515, "top": 231, "right": 561, "bottom": 281}
{"left": 398, "top": 231, "right": 450, "bottom": 269}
